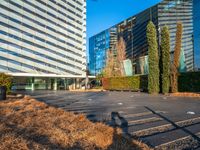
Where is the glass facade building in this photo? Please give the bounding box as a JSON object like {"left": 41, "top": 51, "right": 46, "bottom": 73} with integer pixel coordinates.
{"left": 0, "top": 0, "right": 86, "bottom": 76}
{"left": 193, "top": 0, "right": 200, "bottom": 69}
{"left": 89, "top": 30, "right": 110, "bottom": 75}
{"left": 89, "top": 27, "right": 117, "bottom": 75}
{"left": 89, "top": 0, "right": 195, "bottom": 75}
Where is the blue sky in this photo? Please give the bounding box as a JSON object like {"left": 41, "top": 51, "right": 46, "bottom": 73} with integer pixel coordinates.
{"left": 86, "top": 0, "right": 161, "bottom": 57}
{"left": 86, "top": 0, "right": 162, "bottom": 60}
{"left": 87, "top": 0, "right": 161, "bottom": 39}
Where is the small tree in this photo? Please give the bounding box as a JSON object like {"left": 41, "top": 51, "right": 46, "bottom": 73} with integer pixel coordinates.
{"left": 0, "top": 73, "right": 12, "bottom": 93}
{"left": 171, "top": 22, "right": 183, "bottom": 93}
{"left": 104, "top": 50, "right": 114, "bottom": 77}
{"left": 161, "top": 26, "right": 170, "bottom": 94}
{"left": 104, "top": 37, "right": 126, "bottom": 77}
{"left": 146, "top": 21, "right": 160, "bottom": 94}
{"left": 116, "top": 37, "right": 126, "bottom": 76}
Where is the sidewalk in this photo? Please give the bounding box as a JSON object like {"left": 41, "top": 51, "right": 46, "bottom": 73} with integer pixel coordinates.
{"left": 69, "top": 88, "right": 105, "bottom": 92}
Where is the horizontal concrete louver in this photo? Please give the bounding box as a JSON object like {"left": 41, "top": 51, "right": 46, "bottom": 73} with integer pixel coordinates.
{"left": 0, "top": 0, "right": 86, "bottom": 76}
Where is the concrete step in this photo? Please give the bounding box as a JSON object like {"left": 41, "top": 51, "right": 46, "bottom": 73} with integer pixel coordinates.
{"left": 122, "top": 111, "right": 166, "bottom": 119}
{"left": 63, "top": 104, "right": 135, "bottom": 110}
{"left": 128, "top": 120, "right": 169, "bottom": 133}
{"left": 143, "top": 123, "right": 200, "bottom": 148}
{"left": 128, "top": 117, "right": 163, "bottom": 126}
{"left": 85, "top": 112, "right": 164, "bottom": 126}
{"left": 132, "top": 117, "right": 200, "bottom": 138}
{"left": 155, "top": 132, "right": 200, "bottom": 150}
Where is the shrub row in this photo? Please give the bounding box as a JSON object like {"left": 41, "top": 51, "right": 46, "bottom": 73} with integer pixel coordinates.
{"left": 178, "top": 72, "right": 200, "bottom": 92}
{"left": 102, "top": 72, "right": 200, "bottom": 92}
{"left": 102, "top": 75, "right": 148, "bottom": 91}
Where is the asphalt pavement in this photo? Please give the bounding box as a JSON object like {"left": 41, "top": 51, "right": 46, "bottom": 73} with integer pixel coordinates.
{"left": 18, "top": 90, "right": 200, "bottom": 149}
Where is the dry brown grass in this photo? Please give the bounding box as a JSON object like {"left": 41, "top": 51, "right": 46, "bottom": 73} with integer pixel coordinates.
{"left": 0, "top": 96, "right": 151, "bottom": 150}
{"left": 170, "top": 92, "right": 200, "bottom": 97}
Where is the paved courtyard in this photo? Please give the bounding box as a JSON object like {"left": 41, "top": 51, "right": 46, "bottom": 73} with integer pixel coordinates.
{"left": 19, "top": 90, "right": 200, "bottom": 149}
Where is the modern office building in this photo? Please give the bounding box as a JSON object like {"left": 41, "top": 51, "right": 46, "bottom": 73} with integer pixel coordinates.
{"left": 89, "top": 0, "right": 194, "bottom": 75}
{"left": 0, "top": 0, "right": 87, "bottom": 90}
{"left": 89, "top": 27, "right": 117, "bottom": 75}
{"left": 193, "top": 0, "right": 200, "bottom": 70}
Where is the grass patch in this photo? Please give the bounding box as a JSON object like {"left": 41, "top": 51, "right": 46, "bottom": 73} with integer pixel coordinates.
{"left": 0, "top": 97, "right": 150, "bottom": 150}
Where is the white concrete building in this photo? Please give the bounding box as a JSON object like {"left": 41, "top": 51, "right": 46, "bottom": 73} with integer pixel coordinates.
{"left": 0, "top": 0, "right": 89, "bottom": 90}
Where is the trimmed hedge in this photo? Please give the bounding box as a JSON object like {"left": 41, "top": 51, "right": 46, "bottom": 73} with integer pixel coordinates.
{"left": 178, "top": 72, "right": 200, "bottom": 92}
{"left": 102, "top": 75, "right": 148, "bottom": 91}
{"left": 102, "top": 72, "right": 200, "bottom": 93}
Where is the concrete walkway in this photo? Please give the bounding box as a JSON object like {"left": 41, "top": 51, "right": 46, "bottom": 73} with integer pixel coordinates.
{"left": 19, "top": 90, "right": 200, "bottom": 149}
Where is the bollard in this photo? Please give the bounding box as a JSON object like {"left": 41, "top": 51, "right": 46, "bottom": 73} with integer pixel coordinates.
{"left": 0, "top": 86, "right": 6, "bottom": 100}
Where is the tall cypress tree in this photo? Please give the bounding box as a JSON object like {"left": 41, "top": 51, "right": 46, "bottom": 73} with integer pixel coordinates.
{"left": 171, "top": 22, "right": 183, "bottom": 93}
{"left": 161, "top": 26, "right": 170, "bottom": 94}
{"left": 146, "top": 21, "right": 160, "bottom": 94}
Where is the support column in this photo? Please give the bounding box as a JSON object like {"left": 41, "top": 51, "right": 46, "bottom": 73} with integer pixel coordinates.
{"left": 31, "top": 77, "right": 35, "bottom": 91}
{"left": 54, "top": 78, "right": 57, "bottom": 91}
{"left": 73, "top": 78, "right": 76, "bottom": 90}
{"left": 45, "top": 78, "right": 48, "bottom": 90}
{"left": 85, "top": 76, "right": 89, "bottom": 90}
{"left": 64, "top": 78, "right": 67, "bottom": 90}
{"left": 66, "top": 79, "right": 69, "bottom": 90}
{"left": 85, "top": 69, "right": 89, "bottom": 90}
{"left": 76, "top": 78, "right": 80, "bottom": 89}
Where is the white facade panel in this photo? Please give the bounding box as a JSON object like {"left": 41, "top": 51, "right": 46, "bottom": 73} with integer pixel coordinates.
{"left": 0, "top": 0, "right": 86, "bottom": 76}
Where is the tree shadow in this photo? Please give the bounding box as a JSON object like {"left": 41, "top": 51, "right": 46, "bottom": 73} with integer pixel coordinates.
{"left": 107, "top": 112, "right": 146, "bottom": 150}
{"left": 1, "top": 91, "right": 148, "bottom": 149}
{"left": 1, "top": 123, "right": 88, "bottom": 150}
{"left": 0, "top": 124, "right": 69, "bottom": 149}
{"left": 144, "top": 106, "right": 200, "bottom": 148}
{"left": 110, "top": 112, "right": 129, "bottom": 135}
{"left": 1, "top": 114, "right": 146, "bottom": 150}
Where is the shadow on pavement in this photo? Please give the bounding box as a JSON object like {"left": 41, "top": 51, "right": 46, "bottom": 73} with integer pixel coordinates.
{"left": 145, "top": 106, "right": 200, "bottom": 146}
{"left": 110, "top": 112, "right": 129, "bottom": 135}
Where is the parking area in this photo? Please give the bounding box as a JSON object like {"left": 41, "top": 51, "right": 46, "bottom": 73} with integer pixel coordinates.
{"left": 19, "top": 90, "right": 200, "bottom": 149}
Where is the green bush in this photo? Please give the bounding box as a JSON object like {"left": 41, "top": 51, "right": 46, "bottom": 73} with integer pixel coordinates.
{"left": 102, "top": 72, "right": 200, "bottom": 93}
{"left": 0, "top": 73, "right": 12, "bottom": 93}
{"left": 102, "top": 75, "right": 148, "bottom": 91}
{"left": 178, "top": 72, "right": 200, "bottom": 92}
{"left": 146, "top": 21, "right": 160, "bottom": 94}
{"left": 161, "top": 26, "right": 170, "bottom": 94}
